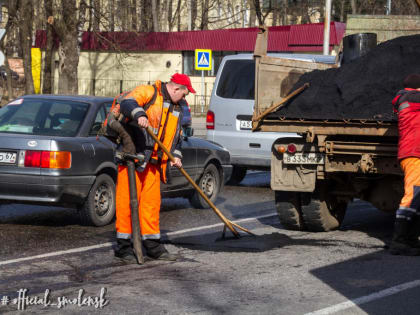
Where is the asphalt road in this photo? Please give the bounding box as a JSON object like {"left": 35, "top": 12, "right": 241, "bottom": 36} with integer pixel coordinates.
{"left": 0, "top": 172, "right": 419, "bottom": 314}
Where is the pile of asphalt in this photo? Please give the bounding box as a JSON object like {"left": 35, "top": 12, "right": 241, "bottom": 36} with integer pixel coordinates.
{"left": 273, "top": 34, "right": 420, "bottom": 122}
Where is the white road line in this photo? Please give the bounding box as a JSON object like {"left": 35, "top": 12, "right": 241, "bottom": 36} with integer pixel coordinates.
{"left": 306, "top": 279, "right": 420, "bottom": 315}
{"left": 0, "top": 213, "right": 277, "bottom": 267}
{"left": 0, "top": 243, "right": 114, "bottom": 267}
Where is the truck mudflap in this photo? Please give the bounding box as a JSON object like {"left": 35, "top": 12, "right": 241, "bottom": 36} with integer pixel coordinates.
{"left": 271, "top": 138, "right": 321, "bottom": 192}
{"left": 271, "top": 156, "right": 317, "bottom": 192}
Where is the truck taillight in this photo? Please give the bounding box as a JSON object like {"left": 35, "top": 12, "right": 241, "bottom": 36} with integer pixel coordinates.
{"left": 23, "top": 150, "right": 71, "bottom": 169}
{"left": 287, "top": 143, "right": 297, "bottom": 154}
{"left": 206, "top": 110, "right": 215, "bottom": 130}
{"left": 276, "top": 145, "right": 286, "bottom": 153}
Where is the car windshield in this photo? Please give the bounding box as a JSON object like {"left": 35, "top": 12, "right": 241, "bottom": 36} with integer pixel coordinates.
{"left": 0, "top": 98, "right": 89, "bottom": 137}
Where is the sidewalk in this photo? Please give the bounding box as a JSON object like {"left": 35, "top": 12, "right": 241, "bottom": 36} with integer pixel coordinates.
{"left": 191, "top": 115, "right": 206, "bottom": 138}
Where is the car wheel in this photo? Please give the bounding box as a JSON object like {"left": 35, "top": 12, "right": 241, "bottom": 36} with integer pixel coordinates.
{"left": 79, "top": 174, "right": 116, "bottom": 227}
{"left": 227, "top": 166, "right": 247, "bottom": 185}
{"left": 189, "top": 163, "right": 221, "bottom": 209}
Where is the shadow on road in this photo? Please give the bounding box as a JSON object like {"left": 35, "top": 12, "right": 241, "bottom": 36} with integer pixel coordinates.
{"left": 167, "top": 230, "right": 352, "bottom": 254}
{"left": 309, "top": 247, "right": 420, "bottom": 315}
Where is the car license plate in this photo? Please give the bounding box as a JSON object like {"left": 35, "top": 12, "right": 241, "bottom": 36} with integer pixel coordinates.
{"left": 240, "top": 120, "right": 252, "bottom": 130}
{"left": 0, "top": 152, "right": 16, "bottom": 164}
{"left": 283, "top": 152, "right": 324, "bottom": 164}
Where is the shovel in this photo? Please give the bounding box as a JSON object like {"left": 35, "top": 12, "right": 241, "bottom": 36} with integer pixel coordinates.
{"left": 146, "top": 126, "right": 255, "bottom": 238}
{"left": 252, "top": 83, "right": 310, "bottom": 131}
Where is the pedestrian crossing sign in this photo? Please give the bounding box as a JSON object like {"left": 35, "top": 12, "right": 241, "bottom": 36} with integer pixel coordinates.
{"left": 195, "top": 49, "right": 212, "bottom": 71}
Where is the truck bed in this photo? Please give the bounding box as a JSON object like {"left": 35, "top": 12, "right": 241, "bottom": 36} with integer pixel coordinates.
{"left": 254, "top": 116, "right": 398, "bottom": 137}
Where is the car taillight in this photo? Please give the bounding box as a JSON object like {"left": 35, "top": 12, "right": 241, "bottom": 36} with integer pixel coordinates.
{"left": 206, "top": 110, "right": 215, "bottom": 130}
{"left": 287, "top": 143, "right": 297, "bottom": 154}
{"left": 23, "top": 150, "right": 71, "bottom": 169}
{"left": 24, "top": 151, "right": 42, "bottom": 167}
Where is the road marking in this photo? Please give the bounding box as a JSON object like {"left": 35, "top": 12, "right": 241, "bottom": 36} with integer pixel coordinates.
{"left": 305, "top": 279, "right": 420, "bottom": 315}
{"left": 0, "top": 213, "right": 277, "bottom": 267}
{"left": 0, "top": 243, "right": 114, "bottom": 266}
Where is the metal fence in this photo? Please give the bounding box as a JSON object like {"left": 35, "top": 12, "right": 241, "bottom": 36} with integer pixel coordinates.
{"left": 191, "top": 95, "right": 211, "bottom": 115}
{"left": 78, "top": 78, "right": 212, "bottom": 116}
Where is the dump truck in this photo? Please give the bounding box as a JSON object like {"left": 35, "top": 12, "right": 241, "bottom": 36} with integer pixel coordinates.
{"left": 252, "top": 28, "right": 403, "bottom": 232}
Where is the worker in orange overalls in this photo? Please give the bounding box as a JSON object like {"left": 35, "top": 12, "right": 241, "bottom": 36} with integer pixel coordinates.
{"left": 113, "top": 73, "right": 196, "bottom": 262}
{"left": 390, "top": 73, "right": 420, "bottom": 256}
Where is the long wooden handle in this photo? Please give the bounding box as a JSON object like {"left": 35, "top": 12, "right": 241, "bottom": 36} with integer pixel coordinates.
{"left": 146, "top": 127, "right": 254, "bottom": 237}
{"left": 127, "top": 160, "right": 144, "bottom": 264}
{"left": 252, "top": 83, "right": 310, "bottom": 124}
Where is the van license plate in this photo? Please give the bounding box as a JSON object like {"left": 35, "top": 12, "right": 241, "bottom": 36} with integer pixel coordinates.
{"left": 240, "top": 120, "right": 252, "bottom": 130}
{"left": 283, "top": 152, "right": 324, "bottom": 164}
{"left": 0, "top": 152, "right": 17, "bottom": 164}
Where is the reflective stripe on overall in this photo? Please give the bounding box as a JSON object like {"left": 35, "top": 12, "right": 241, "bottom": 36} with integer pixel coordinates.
{"left": 396, "top": 157, "right": 420, "bottom": 221}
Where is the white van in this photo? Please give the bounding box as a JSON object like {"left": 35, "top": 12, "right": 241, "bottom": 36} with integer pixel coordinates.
{"left": 206, "top": 53, "right": 336, "bottom": 184}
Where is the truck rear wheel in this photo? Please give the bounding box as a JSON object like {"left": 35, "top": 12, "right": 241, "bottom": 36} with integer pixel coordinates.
{"left": 301, "top": 182, "right": 347, "bottom": 232}
{"left": 275, "top": 191, "right": 305, "bottom": 231}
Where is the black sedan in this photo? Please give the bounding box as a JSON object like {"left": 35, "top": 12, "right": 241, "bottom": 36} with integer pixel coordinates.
{"left": 0, "top": 95, "right": 232, "bottom": 226}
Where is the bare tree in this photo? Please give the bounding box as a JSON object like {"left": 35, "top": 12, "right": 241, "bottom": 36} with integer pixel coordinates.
{"left": 42, "top": 0, "right": 54, "bottom": 94}
{"left": 131, "top": 0, "right": 138, "bottom": 30}
{"left": 253, "top": 0, "right": 271, "bottom": 26}
{"left": 108, "top": 0, "right": 115, "bottom": 31}
{"left": 140, "top": 0, "right": 154, "bottom": 32}
{"left": 47, "top": 0, "right": 87, "bottom": 94}
{"left": 167, "top": 0, "right": 182, "bottom": 31}
{"left": 18, "top": 0, "right": 34, "bottom": 94}
{"left": 199, "top": 0, "right": 210, "bottom": 30}
{"left": 93, "top": 0, "right": 100, "bottom": 31}
{"left": 0, "top": 0, "right": 19, "bottom": 100}
{"left": 247, "top": 0, "right": 256, "bottom": 26}
{"left": 151, "top": 0, "right": 160, "bottom": 32}
{"left": 176, "top": 0, "right": 182, "bottom": 31}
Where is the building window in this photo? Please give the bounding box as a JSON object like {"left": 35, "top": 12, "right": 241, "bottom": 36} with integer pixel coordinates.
{"left": 183, "top": 51, "right": 238, "bottom": 77}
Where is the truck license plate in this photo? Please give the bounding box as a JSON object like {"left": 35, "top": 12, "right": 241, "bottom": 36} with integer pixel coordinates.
{"left": 0, "top": 152, "right": 17, "bottom": 164}
{"left": 283, "top": 152, "right": 324, "bottom": 164}
{"left": 239, "top": 120, "right": 252, "bottom": 130}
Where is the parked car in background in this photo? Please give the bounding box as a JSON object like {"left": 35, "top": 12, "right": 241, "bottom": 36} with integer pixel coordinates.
{"left": 0, "top": 66, "right": 19, "bottom": 81}
{"left": 0, "top": 95, "right": 232, "bottom": 226}
{"left": 180, "top": 99, "right": 192, "bottom": 127}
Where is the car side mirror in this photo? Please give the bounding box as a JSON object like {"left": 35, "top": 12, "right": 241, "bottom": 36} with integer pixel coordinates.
{"left": 182, "top": 126, "right": 194, "bottom": 138}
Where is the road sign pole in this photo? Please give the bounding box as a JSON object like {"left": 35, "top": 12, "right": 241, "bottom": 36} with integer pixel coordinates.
{"left": 201, "top": 70, "right": 205, "bottom": 113}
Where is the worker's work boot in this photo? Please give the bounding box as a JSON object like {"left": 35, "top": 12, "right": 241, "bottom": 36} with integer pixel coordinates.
{"left": 390, "top": 218, "right": 420, "bottom": 256}
{"left": 143, "top": 239, "right": 177, "bottom": 261}
{"left": 114, "top": 238, "right": 136, "bottom": 263}
{"left": 407, "top": 215, "right": 420, "bottom": 248}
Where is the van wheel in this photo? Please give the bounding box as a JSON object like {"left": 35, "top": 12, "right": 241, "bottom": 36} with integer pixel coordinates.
{"left": 275, "top": 191, "right": 305, "bottom": 231}
{"left": 79, "top": 174, "right": 116, "bottom": 227}
{"left": 190, "top": 163, "right": 220, "bottom": 209}
{"left": 227, "top": 166, "right": 247, "bottom": 185}
{"left": 300, "top": 181, "right": 347, "bottom": 232}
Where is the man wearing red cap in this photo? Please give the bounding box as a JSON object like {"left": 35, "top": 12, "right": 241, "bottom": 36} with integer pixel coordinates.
{"left": 112, "top": 73, "right": 195, "bottom": 262}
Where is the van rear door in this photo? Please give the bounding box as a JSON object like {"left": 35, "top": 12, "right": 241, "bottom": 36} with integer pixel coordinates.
{"left": 207, "top": 57, "right": 288, "bottom": 168}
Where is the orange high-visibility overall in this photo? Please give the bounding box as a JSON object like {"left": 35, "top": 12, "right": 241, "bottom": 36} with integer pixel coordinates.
{"left": 115, "top": 81, "right": 181, "bottom": 240}
{"left": 396, "top": 157, "right": 420, "bottom": 219}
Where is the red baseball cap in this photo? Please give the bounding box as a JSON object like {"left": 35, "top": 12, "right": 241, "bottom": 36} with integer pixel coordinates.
{"left": 170, "top": 73, "right": 196, "bottom": 94}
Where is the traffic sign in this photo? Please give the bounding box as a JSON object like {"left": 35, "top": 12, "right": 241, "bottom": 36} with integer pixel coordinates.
{"left": 195, "top": 49, "right": 212, "bottom": 71}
